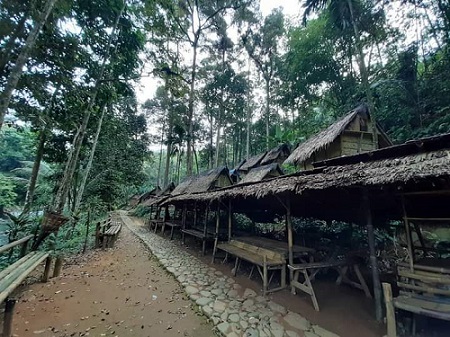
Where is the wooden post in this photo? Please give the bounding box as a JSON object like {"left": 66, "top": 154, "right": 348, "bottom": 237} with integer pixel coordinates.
{"left": 53, "top": 256, "right": 64, "bottom": 278}
{"left": 286, "top": 198, "right": 294, "bottom": 282}
{"left": 193, "top": 201, "right": 198, "bottom": 228}
{"left": 181, "top": 204, "right": 187, "bottom": 244}
{"left": 82, "top": 209, "right": 91, "bottom": 254}
{"left": 95, "top": 222, "right": 100, "bottom": 248}
{"left": 42, "top": 256, "right": 52, "bottom": 282}
{"left": 212, "top": 204, "right": 220, "bottom": 263}
{"left": 3, "top": 298, "right": 16, "bottom": 337}
{"left": 202, "top": 206, "right": 209, "bottom": 255}
{"left": 401, "top": 196, "right": 414, "bottom": 271}
{"left": 228, "top": 199, "right": 232, "bottom": 242}
{"left": 363, "top": 190, "right": 383, "bottom": 322}
{"left": 20, "top": 240, "right": 28, "bottom": 257}
{"left": 382, "top": 282, "right": 397, "bottom": 337}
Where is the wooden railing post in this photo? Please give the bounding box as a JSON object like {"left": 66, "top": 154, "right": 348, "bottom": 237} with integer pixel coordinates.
{"left": 3, "top": 298, "right": 16, "bottom": 337}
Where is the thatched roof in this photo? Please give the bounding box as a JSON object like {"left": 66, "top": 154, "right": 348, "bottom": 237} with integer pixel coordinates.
{"left": 161, "top": 133, "right": 450, "bottom": 207}
{"left": 261, "top": 144, "right": 290, "bottom": 165}
{"left": 239, "top": 152, "right": 267, "bottom": 171}
{"left": 239, "top": 163, "right": 283, "bottom": 184}
{"left": 171, "top": 166, "right": 232, "bottom": 196}
{"left": 143, "top": 182, "right": 176, "bottom": 207}
{"left": 138, "top": 187, "right": 161, "bottom": 203}
{"left": 284, "top": 106, "right": 390, "bottom": 166}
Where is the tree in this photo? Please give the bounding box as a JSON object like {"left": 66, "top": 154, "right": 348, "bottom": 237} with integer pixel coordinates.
{"left": 0, "top": 0, "right": 58, "bottom": 129}
{"left": 242, "top": 8, "right": 285, "bottom": 150}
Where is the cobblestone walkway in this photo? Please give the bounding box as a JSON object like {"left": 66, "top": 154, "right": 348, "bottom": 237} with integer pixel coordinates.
{"left": 120, "top": 212, "right": 340, "bottom": 337}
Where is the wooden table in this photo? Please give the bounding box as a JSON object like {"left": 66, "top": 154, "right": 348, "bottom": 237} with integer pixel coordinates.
{"left": 150, "top": 219, "right": 164, "bottom": 233}
{"left": 235, "top": 236, "right": 315, "bottom": 260}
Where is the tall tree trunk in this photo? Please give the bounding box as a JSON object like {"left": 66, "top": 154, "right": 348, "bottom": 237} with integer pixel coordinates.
{"left": 246, "top": 59, "right": 251, "bottom": 159}
{"left": 347, "top": 0, "right": 378, "bottom": 148}
{"left": 0, "top": 0, "right": 57, "bottom": 130}
{"left": 208, "top": 109, "right": 213, "bottom": 169}
{"left": 52, "top": 2, "right": 125, "bottom": 213}
{"left": 186, "top": 40, "right": 198, "bottom": 176}
{"left": 265, "top": 77, "right": 270, "bottom": 151}
{"left": 73, "top": 104, "right": 106, "bottom": 214}
{"left": 214, "top": 112, "right": 221, "bottom": 167}
{"left": 163, "top": 141, "right": 172, "bottom": 188}
{"left": 156, "top": 119, "right": 165, "bottom": 187}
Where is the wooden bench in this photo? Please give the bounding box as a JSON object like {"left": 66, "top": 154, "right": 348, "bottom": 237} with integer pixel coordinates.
{"left": 0, "top": 236, "right": 57, "bottom": 337}
{"left": 95, "top": 217, "right": 122, "bottom": 249}
{"left": 382, "top": 262, "right": 450, "bottom": 337}
{"left": 150, "top": 219, "right": 165, "bottom": 233}
{"left": 181, "top": 228, "right": 215, "bottom": 255}
{"left": 162, "top": 221, "right": 181, "bottom": 240}
{"left": 214, "top": 240, "right": 286, "bottom": 296}
{"left": 288, "top": 259, "right": 371, "bottom": 311}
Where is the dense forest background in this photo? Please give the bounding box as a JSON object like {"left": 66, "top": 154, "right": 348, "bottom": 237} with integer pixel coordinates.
{"left": 1, "top": 0, "right": 450, "bottom": 224}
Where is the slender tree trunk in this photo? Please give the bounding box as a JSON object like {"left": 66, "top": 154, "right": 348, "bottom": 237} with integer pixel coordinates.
{"left": 22, "top": 85, "right": 60, "bottom": 215}
{"left": 246, "top": 59, "right": 251, "bottom": 159}
{"left": 193, "top": 144, "right": 199, "bottom": 174}
{"left": 347, "top": 0, "right": 377, "bottom": 148}
{"left": 0, "top": 0, "right": 57, "bottom": 130}
{"left": 156, "top": 120, "right": 165, "bottom": 187}
{"left": 73, "top": 104, "right": 106, "bottom": 214}
{"left": 22, "top": 124, "right": 47, "bottom": 215}
{"left": 163, "top": 141, "right": 172, "bottom": 188}
{"left": 186, "top": 40, "right": 198, "bottom": 176}
{"left": 52, "top": 2, "right": 125, "bottom": 213}
{"left": 176, "top": 149, "right": 181, "bottom": 184}
{"left": 209, "top": 110, "right": 213, "bottom": 169}
{"left": 215, "top": 112, "right": 221, "bottom": 167}
{"left": 265, "top": 77, "right": 270, "bottom": 151}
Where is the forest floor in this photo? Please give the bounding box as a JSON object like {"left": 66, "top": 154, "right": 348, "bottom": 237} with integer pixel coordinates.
{"left": 11, "top": 224, "right": 214, "bottom": 337}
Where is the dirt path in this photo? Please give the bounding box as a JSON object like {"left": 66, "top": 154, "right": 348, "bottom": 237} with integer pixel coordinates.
{"left": 13, "top": 225, "right": 214, "bottom": 337}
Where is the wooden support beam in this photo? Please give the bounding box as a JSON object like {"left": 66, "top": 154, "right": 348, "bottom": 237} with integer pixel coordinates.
{"left": 286, "top": 198, "right": 294, "bottom": 282}
{"left": 228, "top": 200, "right": 232, "bottom": 242}
{"left": 202, "top": 206, "right": 209, "bottom": 256}
{"left": 3, "top": 298, "right": 16, "bottom": 337}
{"left": 181, "top": 204, "right": 187, "bottom": 244}
{"left": 363, "top": 190, "right": 383, "bottom": 322}
{"left": 401, "top": 196, "right": 414, "bottom": 271}
{"left": 212, "top": 205, "right": 220, "bottom": 264}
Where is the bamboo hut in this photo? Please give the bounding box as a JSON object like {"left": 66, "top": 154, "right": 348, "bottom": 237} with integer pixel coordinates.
{"left": 284, "top": 105, "right": 392, "bottom": 170}
{"left": 239, "top": 163, "right": 284, "bottom": 184}
{"left": 162, "top": 132, "right": 450, "bottom": 321}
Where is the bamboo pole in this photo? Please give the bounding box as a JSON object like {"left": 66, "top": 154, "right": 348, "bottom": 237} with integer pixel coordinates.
{"left": 363, "top": 190, "right": 383, "bottom": 322}
{"left": 2, "top": 298, "right": 16, "bottom": 337}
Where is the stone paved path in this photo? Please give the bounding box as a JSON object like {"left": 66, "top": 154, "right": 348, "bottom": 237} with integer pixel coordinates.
{"left": 121, "top": 212, "right": 341, "bottom": 337}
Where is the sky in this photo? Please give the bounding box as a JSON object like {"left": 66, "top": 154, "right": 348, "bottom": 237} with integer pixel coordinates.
{"left": 135, "top": 0, "right": 302, "bottom": 105}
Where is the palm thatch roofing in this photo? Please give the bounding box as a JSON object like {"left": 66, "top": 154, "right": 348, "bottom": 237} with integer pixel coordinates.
{"left": 239, "top": 163, "right": 284, "bottom": 184}
{"left": 239, "top": 152, "right": 267, "bottom": 172}
{"left": 170, "top": 166, "right": 232, "bottom": 196}
{"left": 161, "top": 133, "right": 450, "bottom": 214}
{"left": 138, "top": 187, "right": 161, "bottom": 204}
{"left": 284, "top": 106, "right": 391, "bottom": 166}
{"left": 261, "top": 144, "right": 290, "bottom": 165}
{"left": 142, "top": 183, "right": 175, "bottom": 207}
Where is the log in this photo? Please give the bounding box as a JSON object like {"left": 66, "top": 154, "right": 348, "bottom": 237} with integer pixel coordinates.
{"left": 42, "top": 256, "right": 52, "bottom": 282}
{"left": 382, "top": 282, "right": 397, "bottom": 337}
